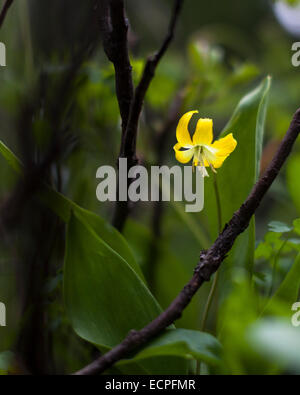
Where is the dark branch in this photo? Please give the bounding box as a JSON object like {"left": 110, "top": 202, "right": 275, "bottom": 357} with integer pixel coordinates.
{"left": 97, "top": 0, "right": 134, "bottom": 135}
{"left": 121, "top": 0, "right": 184, "bottom": 161}
{"left": 0, "top": 0, "right": 14, "bottom": 29}
{"left": 112, "top": 0, "right": 184, "bottom": 231}
{"left": 74, "top": 108, "right": 300, "bottom": 375}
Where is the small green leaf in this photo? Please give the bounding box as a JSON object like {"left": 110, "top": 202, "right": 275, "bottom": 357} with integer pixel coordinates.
{"left": 293, "top": 218, "right": 300, "bottom": 235}
{"left": 268, "top": 221, "right": 292, "bottom": 233}
{"left": 0, "top": 141, "right": 23, "bottom": 175}
{"left": 129, "top": 328, "right": 222, "bottom": 366}
{"left": 255, "top": 242, "right": 273, "bottom": 260}
{"left": 273, "top": 252, "right": 300, "bottom": 303}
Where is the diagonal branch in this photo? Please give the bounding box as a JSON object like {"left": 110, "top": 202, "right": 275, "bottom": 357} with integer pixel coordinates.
{"left": 74, "top": 108, "right": 300, "bottom": 375}
{"left": 0, "top": 0, "right": 14, "bottom": 29}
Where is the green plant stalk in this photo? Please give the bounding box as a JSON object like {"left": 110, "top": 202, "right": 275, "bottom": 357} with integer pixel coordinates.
{"left": 200, "top": 173, "right": 222, "bottom": 332}
{"left": 197, "top": 173, "right": 222, "bottom": 375}
{"left": 269, "top": 238, "right": 288, "bottom": 297}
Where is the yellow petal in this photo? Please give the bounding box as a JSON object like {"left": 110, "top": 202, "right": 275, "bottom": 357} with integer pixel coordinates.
{"left": 211, "top": 133, "right": 237, "bottom": 156}
{"left": 193, "top": 118, "right": 213, "bottom": 146}
{"left": 210, "top": 156, "right": 226, "bottom": 169}
{"left": 173, "top": 143, "right": 194, "bottom": 164}
{"left": 176, "top": 111, "right": 198, "bottom": 147}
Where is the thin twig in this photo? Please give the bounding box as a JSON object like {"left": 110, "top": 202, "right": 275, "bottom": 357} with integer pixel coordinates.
{"left": 97, "top": 0, "right": 134, "bottom": 135}
{"left": 0, "top": 0, "right": 14, "bottom": 29}
{"left": 74, "top": 108, "right": 300, "bottom": 375}
{"left": 112, "top": 0, "right": 184, "bottom": 230}
{"left": 121, "top": 0, "right": 184, "bottom": 161}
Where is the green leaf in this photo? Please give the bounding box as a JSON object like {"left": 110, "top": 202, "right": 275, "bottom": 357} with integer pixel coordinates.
{"left": 64, "top": 211, "right": 162, "bottom": 348}
{"left": 287, "top": 156, "right": 300, "bottom": 215}
{"left": 247, "top": 319, "right": 300, "bottom": 374}
{"left": 268, "top": 221, "right": 292, "bottom": 233}
{"left": 74, "top": 207, "right": 145, "bottom": 283}
{"left": 203, "top": 77, "right": 271, "bottom": 296}
{"left": 273, "top": 252, "right": 300, "bottom": 303}
{"left": 172, "top": 201, "right": 211, "bottom": 249}
{"left": 0, "top": 139, "right": 144, "bottom": 282}
{"left": 128, "top": 328, "right": 222, "bottom": 366}
{"left": 293, "top": 218, "right": 300, "bottom": 235}
{"left": 0, "top": 141, "right": 23, "bottom": 175}
{"left": 255, "top": 241, "right": 273, "bottom": 260}
{"left": 264, "top": 253, "right": 300, "bottom": 316}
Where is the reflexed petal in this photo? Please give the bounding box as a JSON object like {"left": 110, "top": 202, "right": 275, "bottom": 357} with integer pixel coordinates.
{"left": 211, "top": 133, "right": 237, "bottom": 157}
{"left": 210, "top": 133, "right": 237, "bottom": 168}
{"left": 193, "top": 118, "right": 213, "bottom": 145}
{"left": 210, "top": 156, "right": 227, "bottom": 169}
{"left": 173, "top": 143, "right": 194, "bottom": 164}
{"left": 176, "top": 111, "right": 198, "bottom": 147}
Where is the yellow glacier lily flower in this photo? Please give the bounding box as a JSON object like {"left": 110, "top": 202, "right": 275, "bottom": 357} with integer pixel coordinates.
{"left": 173, "top": 110, "right": 237, "bottom": 177}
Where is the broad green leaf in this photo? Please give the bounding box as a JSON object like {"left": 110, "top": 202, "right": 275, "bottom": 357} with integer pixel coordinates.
{"left": 0, "top": 139, "right": 144, "bottom": 282}
{"left": 127, "top": 328, "right": 222, "bottom": 366}
{"left": 74, "top": 207, "right": 145, "bottom": 283}
{"left": 0, "top": 140, "right": 189, "bottom": 375}
{"left": 64, "top": 211, "right": 162, "bottom": 348}
{"left": 203, "top": 77, "right": 271, "bottom": 293}
{"left": 247, "top": 319, "right": 300, "bottom": 374}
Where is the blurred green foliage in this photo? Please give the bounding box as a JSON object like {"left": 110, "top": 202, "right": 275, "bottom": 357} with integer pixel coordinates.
{"left": 0, "top": 0, "right": 300, "bottom": 375}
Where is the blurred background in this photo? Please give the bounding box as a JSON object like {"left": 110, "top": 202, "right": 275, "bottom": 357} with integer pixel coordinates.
{"left": 0, "top": 0, "right": 300, "bottom": 374}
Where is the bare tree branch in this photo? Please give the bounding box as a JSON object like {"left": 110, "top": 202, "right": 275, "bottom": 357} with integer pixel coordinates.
{"left": 111, "top": 0, "right": 184, "bottom": 230}
{"left": 97, "top": 0, "right": 134, "bottom": 135}
{"left": 74, "top": 108, "right": 300, "bottom": 375}
{"left": 120, "top": 0, "right": 184, "bottom": 161}
{"left": 0, "top": 0, "right": 14, "bottom": 29}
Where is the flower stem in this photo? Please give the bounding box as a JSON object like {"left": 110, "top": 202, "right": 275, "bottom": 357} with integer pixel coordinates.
{"left": 269, "top": 238, "right": 287, "bottom": 297}
{"left": 200, "top": 174, "right": 222, "bottom": 332}
{"left": 213, "top": 174, "right": 222, "bottom": 235}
